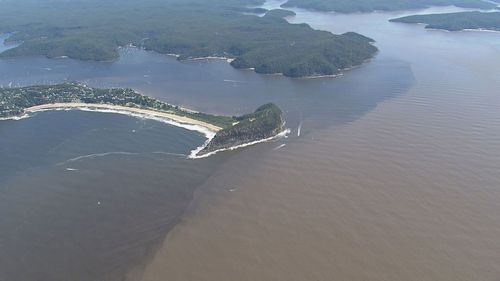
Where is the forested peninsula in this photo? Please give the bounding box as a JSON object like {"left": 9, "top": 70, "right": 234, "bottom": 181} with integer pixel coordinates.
{"left": 281, "top": 0, "right": 499, "bottom": 13}
{"left": 0, "top": 0, "right": 377, "bottom": 78}
{"left": 390, "top": 11, "right": 500, "bottom": 31}
{"left": 0, "top": 83, "right": 284, "bottom": 157}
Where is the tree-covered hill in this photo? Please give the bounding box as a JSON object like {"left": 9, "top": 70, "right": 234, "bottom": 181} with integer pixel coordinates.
{"left": 281, "top": 0, "right": 498, "bottom": 13}
{"left": 0, "top": 83, "right": 285, "bottom": 157}
{"left": 264, "top": 9, "right": 297, "bottom": 18}
{"left": 0, "top": 0, "right": 377, "bottom": 78}
{"left": 200, "top": 103, "right": 284, "bottom": 155}
{"left": 390, "top": 11, "right": 500, "bottom": 31}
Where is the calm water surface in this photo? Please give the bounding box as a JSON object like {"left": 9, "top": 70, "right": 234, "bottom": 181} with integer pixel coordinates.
{"left": 1, "top": 2, "right": 500, "bottom": 281}
{"left": 0, "top": 23, "right": 409, "bottom": 281}
{"left": 140, "top": 2, "right": 500, "bottom": 281}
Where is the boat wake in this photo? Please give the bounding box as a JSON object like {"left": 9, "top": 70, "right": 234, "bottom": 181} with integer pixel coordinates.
{"left": 151, "top": 151, "right": 188, "bottom": 158}
{"left": 58, "top": 151, "right": 141, "bottom": 165}
{"left": 223, "top": 79, "right": 247, "bottom": 83}
{"left": 273, "top": 143, "right": 286, "bottom": 151}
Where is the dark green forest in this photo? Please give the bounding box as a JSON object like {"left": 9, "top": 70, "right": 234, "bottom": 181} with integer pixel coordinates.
{"left": 282, "top": 0, "right": 498, "bottom": 13}
{"left": 391, "top": 11, "right": 500, "bottom": 31}
{"left": 200, "top": 103, "right": 283, "bottom": 155}
{"left": 0, "top": 83, "right": 235, "bottom": 128}
{"left": 0, "top": 83, "right": 285, "bottom": 156}
{"left": 0, "top": 0, "right": 377, "bottom": 77}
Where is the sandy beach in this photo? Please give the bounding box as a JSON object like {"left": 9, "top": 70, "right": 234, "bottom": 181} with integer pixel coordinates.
{"left": 21, "top": 103, "right": 287, "bottom": 159}
{"left": 24, "top": 103, "right": 222, "bottom": 133}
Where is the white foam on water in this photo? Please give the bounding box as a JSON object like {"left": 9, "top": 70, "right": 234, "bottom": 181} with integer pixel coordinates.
{"left": 0, "top": 114, "right": 30, "bottom": 121}
{"left": 3, "top": 106, "right": 285, "bottom": 160}
{"left": 189, "top": 128, "right": 291, "bottom": 159}
{"left": 27, "top": 106, "right": 216, "bottom": 140}
{"left": 188, "top": 135, "right": 216, "bottom": 158}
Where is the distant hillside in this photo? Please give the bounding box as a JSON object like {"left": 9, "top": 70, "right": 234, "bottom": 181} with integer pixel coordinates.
{"left": 390, "top": 11, "right": 500, "bottom": 31}
{"left": 264, "top": 9, "right": 297, "bottom": 18}
{"left": 0, "top": 0, "right": 377, "bottom": 78}
{"left": 281, "top": 0, "right": 498, "bottom": 13}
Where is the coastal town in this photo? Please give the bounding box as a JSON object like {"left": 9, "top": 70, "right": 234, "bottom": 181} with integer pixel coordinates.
{"left": 0, "top": 83, "right": 285, "bottom": 156}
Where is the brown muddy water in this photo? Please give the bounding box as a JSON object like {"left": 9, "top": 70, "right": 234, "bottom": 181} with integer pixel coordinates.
{"left": 1, "top": 1, "right": 500, "bottom": 281}
{"left": 139, "top": 2, "right": 500, "bottom": 281}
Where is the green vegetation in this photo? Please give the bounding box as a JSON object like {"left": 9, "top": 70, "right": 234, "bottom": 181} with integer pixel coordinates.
{"left": 281, "top": 0, "right": 498, "bottom": 13}
{"left": 0, "top": 83, "right": 234, "bottom": 128}
{"left": 0, "top": 0, "right": 377, "bottom": 78}
{"left": 200, "top": 103, "right": 284, "bottom": 155}
{"left": 229, "top": 31, "right": 376, "bottom": 77}
{"left": 264, "top": 9, "right": 297, "bottom": 18}
{"left": 239, "top": 7, "right": 269, "bottom": 14}
{"left": 390, "top": 11, "right": 500, "bottom": 31}
{"left": 0, "top": 83, "right": 285, "bottom": 156}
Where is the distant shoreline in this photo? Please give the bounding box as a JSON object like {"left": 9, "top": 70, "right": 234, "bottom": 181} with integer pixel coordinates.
{"left": 390, "top": 11, "right": 500, "bottom": 33}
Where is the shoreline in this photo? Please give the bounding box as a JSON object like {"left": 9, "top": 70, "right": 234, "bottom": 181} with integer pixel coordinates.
{"left": 426, "top": 27, "right": 500, "bottom": 33}
{"left": 8, "top": 102, "right": 287, "bottom": 158}
{"left": 462, "top": 28, "right": 500, "bottom": 33}
{"left": 191, "top": 128, "right": 291, "bottom": 159}
{"left": 24, "top": 103, "right": 222, "bottom": 133}
{"left": 21, "top": 103, "right": 220, "bottom": 158}
{"left": 130, "top": 47, "right": 362, "bottom": 79}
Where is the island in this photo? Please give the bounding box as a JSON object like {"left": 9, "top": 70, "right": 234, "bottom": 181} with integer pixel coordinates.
{"left": 281, "top": 0, "right": 498, "bottom": 13}
{"left": 0, "top": 83, "right": 285, "bottom": 157}
{"left": 0, "top": 0, "right": 377, "bottom": 78}
{"left": 390, "top": 11, "right": 500, "bottom": 31}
